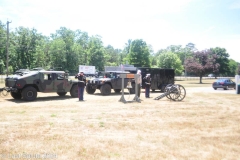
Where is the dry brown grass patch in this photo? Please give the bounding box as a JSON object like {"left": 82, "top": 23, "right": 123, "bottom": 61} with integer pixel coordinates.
{"left": 0, "top": 80, "right": 240, "bottom": 159}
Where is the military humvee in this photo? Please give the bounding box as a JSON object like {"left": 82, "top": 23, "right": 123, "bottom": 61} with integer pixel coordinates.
{"left": 86, "top": 71, "right": 136, "bottom": 95}
{"left": 4, "top": 69, "right": 79, "bottom": 101}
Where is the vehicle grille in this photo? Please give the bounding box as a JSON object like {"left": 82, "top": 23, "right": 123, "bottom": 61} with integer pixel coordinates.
{"left": 5, "top": 79, "right": 16, "bottom": 87}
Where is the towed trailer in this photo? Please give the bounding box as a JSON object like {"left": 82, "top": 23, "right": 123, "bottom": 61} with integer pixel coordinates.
{"left": 137, "top": 67, "right": 175, "bottom": 92}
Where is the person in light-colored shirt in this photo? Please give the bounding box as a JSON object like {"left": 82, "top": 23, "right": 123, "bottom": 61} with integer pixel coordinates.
{"left": 136, "top": 70, "right": 142, "bottom": 98}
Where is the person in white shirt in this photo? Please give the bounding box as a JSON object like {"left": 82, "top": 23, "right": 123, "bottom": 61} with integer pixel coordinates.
{"left": 136, "top": 70, "right": 142, "bottom": 98}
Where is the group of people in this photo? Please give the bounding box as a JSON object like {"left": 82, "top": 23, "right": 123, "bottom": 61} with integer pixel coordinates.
{"left": 75, "top": 70, "right": 152, "bottom": 101}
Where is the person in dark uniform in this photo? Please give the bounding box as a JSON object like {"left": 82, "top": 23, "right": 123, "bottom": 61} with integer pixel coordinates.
{"left": 75, "top": 72, "right": 86, "bottom": 101}
{"left": 143, "top": 74, "right": 151, "bottom": 98}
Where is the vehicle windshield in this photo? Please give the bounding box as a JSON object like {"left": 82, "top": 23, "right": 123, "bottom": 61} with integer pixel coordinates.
{"left": 216, "top": 79, "right": 227, "bottom": 82}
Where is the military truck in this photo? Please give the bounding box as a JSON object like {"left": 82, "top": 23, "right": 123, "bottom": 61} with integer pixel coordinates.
{"left": 86, "top": 71, "right": 136, "bottom": 95}
{"left": 3, "top": 69, "right": 79, "bottom": 101}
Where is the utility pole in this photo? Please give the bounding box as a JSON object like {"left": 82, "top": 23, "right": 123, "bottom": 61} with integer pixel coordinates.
{"left": 6, "top": 20, "right": 11, "bottom": 77}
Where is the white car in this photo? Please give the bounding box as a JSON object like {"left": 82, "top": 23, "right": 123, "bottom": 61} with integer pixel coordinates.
{"left": 208, "top": 74, "right": 215, "bottom": 77}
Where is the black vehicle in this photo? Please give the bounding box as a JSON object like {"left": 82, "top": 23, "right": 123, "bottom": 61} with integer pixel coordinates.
{"left": 86, "top": 71, "right": 135, "bottom": 95}
{"left": 212, "top": 78, "right": 236, "bottom": 90}
{"left": 138, "top": 67, "right": 175, "bottom": 92}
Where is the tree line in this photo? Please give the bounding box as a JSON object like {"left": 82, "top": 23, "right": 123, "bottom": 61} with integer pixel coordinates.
{"left": 0, "top": 20, "right": 239, "bottom": 78}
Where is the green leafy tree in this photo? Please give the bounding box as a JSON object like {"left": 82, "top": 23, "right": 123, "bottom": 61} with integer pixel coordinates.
{"left": 157, "top": 51, "right": 184, "bottom": 76}
{"left": 49, "top": 38, "right": 66, "bottom": 69}
{"left": 75, "top": 30, "right": 89, "bottom": 65}
{"left": 87, "top": 36, "right": 105, "bottom": 71}
{"left": 228, "top": 59, "right": 238, "bottom": 76}
{"left": 53, "top": 27, "right": 76, "bottom": 72}
{"left": 13, "top": 27, "right": 42, "bottom": 69}
{"left": 0, "top": 21, "right": 6, "bottom": 73}
{"left": 33, "top": 38, "right": 47, "bottom": 68}
{"left": 105, "top": 45, "right": 120, "bottom": 66}
{"left": 128, "top": 39, "right": 150, "bottom": 67}
{"left": 210, "top": 47, "right": 230, "bottom": 76}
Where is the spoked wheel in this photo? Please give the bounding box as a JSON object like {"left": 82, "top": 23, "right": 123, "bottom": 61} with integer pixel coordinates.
{"left": 169, "top": 84, "right": 186, "bottom": 101}
{"left": 164, "top": 84, "right": 174, "bottom": 99}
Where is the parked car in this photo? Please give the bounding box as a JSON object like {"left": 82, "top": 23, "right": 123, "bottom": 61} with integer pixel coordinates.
{"left": 212, "top": 78, "right": 236, "bottom": 90}
{"left": 208, "top": 73, "right": 215, "bottom": 77}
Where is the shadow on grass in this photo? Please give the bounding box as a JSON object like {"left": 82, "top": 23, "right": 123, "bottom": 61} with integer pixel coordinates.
{"left": 90, "top": 91, "right": 134, "bottom": 97}
{"left": 5, "top": 95, "right": 74, "bottom": 103}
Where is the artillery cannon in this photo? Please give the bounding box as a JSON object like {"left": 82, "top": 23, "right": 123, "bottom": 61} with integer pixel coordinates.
{"left": 154, "top": 84, "right": 186, "bottom": 101}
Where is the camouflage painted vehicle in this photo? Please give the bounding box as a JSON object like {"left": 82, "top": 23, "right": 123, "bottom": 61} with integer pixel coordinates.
{"left": 4, "top": 70, "right": 79, "bottom": 101}
{"left": 86, "top": 71, "right": 135, "bottom": 95}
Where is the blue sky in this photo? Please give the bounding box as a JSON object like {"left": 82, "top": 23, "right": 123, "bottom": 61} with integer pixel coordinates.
{"left": 1, "top": 0, "right": 240, "bottom": 62}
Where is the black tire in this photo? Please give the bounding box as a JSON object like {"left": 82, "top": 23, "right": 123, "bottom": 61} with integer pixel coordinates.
{"left": 129, "top": 83, "right": 135, "bottom": 94}
{"left": 57, "top": 92, "right": 67, "bottom": 96}
{"left": 114, "top": 89, "right": 121, "bottom": 93}
{"left": 22, "top": 86, "right": 37, "bottom": 101}
{"left": 100, "top": 84, "right": 111, "bottom": 95}
{"left": 224, "top": 86, "right": 228, "bottom": 90}
{"left": 70, "top": 85, "right": 78, "bottom": 98}
{"left": 152, "top": 89, "right": 155, "bottom": 92}
{"left": 86, "top": 84, "right": 96, "bottom": 94}
{"left": 11, "top": 92, "right": 22, "bottom": 99}
{"left": 214, "top": 88, "right": 217, "bottom": 90}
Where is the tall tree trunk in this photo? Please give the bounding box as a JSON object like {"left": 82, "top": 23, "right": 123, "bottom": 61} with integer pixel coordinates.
{"left": 199, "top": 75, "right": 202, "bottom": 84}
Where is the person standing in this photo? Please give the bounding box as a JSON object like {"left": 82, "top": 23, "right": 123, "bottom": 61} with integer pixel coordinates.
{"left": 136, "top": 70, "right": 142, "bottom": 98}
{"left": 75, "top": 72, "right": 86, "bottom": 101}
{"left": 143, "top": 74, "right": 151, "bottom": 98}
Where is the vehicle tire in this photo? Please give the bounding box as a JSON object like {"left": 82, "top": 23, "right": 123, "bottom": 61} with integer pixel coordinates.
{"left": 224, "top": 86, "right": 228, "bottom": 90}
{"left": 214, "top": 88, "right": 217, "bottom": 90}
{"left": 70, "top": 85, "right": 78, "bottom": 98}
{"left": 129, "top": 83, "right": 135, "bottom": 94}
{"left": 57, "top": 92, "right": 67, "bottom": 96}
{"left": 22, "top": 86, "right": 37, "bottom": 101}
{"left": 11, "top": 92, "right": 22, "bottom": 99}
{"left": 86, "top": 84, "right": 96, "bottom": 94}
{"left": 114, "top": 89, "right": 121, "bottom": 93}
{"left": 152, "top": 89, "right": 155, "bottom": 92}
{"left": 100, "top": 84, "right": 111, "bottom": 95}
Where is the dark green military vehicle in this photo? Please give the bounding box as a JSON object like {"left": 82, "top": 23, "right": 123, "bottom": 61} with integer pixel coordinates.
{"left": 4, "top": 69, "right": 79, "bottom": 101}
{"left": 86, "top": 71, "right": 135, "bottom": 95}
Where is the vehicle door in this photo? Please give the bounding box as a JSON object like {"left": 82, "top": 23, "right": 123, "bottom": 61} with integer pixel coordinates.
{"left": 229, "top": 79, "right": 235, "bottom": 88}
{"left": 53, "top": 73, "right": 67, "bottom": 92}
{"left": 111, "top": 73, "right": 122, "bottom": 89}
{"left": 40, "top": 73, "right": 54, "bottom": 92}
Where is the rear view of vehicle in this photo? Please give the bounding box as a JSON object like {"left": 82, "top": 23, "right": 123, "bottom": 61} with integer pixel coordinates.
{"left": 3, "top": 69, "right": 79, "bottom": 101}
{"left": 212, "top": 79, "right": 236, "bottom": 90}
